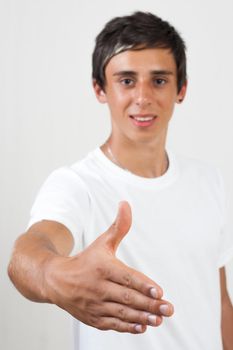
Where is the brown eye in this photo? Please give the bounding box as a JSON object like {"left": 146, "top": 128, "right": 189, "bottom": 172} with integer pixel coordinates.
{"left": 154, "top": 78, "right": 166, "bottom": 86}
{"left": 121, "top": 78, "right": 134, "bottom": 86}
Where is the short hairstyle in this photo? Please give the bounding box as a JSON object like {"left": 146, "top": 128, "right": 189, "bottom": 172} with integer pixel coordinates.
{"left": 92, "top": 11, "right": 187, "bottom": 93}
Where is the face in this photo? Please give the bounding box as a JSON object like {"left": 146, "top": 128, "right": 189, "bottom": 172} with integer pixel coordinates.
{"left": 93, "top": 48, "right": 187, "bottom": 147}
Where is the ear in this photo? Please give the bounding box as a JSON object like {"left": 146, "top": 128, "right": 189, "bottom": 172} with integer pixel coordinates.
{"left": 93, "top": 80, "right": 107, "bottom": 104}
{"left": 176, "top": 80, "right": 188, "bottom": 104}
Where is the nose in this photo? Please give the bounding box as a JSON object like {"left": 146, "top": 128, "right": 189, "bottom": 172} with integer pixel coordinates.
{"left": 134, "top": 82, "right": 152, "bottom": 108}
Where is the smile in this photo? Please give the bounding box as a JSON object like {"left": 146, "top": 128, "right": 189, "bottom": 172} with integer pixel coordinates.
{"left": 130, "top": 114, "right": 156, "bottom": 120}
{"left": 130, "top": 114, "right": 157, "bottom": 127}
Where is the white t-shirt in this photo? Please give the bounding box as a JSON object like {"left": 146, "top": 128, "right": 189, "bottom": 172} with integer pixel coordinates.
{"left": 28, "top": 148, "right": 233, "bottom": 350}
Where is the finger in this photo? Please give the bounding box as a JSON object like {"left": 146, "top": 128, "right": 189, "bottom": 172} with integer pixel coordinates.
{"left": 92, "top": 316, "right": 148, "bottom": 334}
{"left": 104, "top": 201, "right": 132, "bottom": 253}
{"left": 104, "top": 282, "right": 174, "bottom": 317}
{"left": 108, "top": 261, "right": 163, "bottom": 299}
{"left": 98, "top": 302, "right": 163, "bottom": 327}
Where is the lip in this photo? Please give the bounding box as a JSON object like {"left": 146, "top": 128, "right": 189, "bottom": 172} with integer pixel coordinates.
{"left": 129, "top": 114, "right": 157, "bottom": 127}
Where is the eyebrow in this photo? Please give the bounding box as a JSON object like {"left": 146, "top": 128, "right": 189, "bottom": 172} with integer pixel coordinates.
{"left": 113, "top": 70, "right": 174, "bottom": 77}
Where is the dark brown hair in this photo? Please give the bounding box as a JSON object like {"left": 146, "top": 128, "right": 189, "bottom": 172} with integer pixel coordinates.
{"left": 92, "top": 11, "right": 187, "bottom": 93}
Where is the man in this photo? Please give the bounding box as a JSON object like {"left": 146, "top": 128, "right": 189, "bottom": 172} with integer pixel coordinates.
{"left": 8, "top": 11, "right": 233, "bottom": 349}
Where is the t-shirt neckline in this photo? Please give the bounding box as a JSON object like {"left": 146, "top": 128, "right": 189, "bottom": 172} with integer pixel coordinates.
{"left": 91, "top": 147, "right": 179, "bottom": 189}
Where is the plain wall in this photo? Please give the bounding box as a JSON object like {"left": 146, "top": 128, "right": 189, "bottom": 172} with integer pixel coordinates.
{"left": 1, "top": 0, "right": 233, "bottom": 349}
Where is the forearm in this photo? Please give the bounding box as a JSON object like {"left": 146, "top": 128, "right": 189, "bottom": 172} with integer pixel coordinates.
{"left": 222, "top": 297, "right": 233, "bottom": 350}
{"left": 7, "top": 205, "right": 175, "bottom": 334}
{"left": 8, "top": 231, "right": 59, "bottom": 302}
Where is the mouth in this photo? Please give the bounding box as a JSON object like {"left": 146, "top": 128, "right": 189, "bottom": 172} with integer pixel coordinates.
{"left": 129, "top": 114, "right": 157, "bottom": 127}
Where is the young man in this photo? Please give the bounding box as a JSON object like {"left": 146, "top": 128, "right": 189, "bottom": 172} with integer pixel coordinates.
{"left": 8, "top": 11, "right": 233, "bottom": 349}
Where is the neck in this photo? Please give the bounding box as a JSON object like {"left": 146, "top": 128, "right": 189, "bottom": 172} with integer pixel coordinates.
{"left": 101, "top": 137, "right": 169, "bottom": 178}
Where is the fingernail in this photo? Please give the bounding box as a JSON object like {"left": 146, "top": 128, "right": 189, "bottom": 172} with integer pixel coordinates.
{"left": 148, "top": 314, "right": 157, "bottom": 326}
{"left": 159, "top": 304, "right": 170, "bottom": 316}
{"left": 135, "top": 324, "right": 143, "bottom": 333}
{"left": 150, "top": 287, "right": 159, "bottom": 299}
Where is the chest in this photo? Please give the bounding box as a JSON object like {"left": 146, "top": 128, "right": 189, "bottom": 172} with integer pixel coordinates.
{"left": 86, "top": 177, "right": 222, "bottom": 259}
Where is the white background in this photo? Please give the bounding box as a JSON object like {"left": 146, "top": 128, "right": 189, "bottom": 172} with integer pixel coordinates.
{"left": 1, "top": 0, "right": 233, "bottom": 349}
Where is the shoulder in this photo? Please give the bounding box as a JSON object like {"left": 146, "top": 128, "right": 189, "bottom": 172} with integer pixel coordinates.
{"left": 173, "top": 152, "right": 223, "bottom": 193}
{"left": 44, "top": 149, "right": 100, "bottom": 187}
{"left": 37, "top": 152, "right": 98, "bottom": 200}
{"left": 175, "top": 152, "right": 220, "bottom": 178}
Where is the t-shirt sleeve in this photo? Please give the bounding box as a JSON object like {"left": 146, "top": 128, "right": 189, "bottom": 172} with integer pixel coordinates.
{"left": 217, "top": 170, "right": 233, "bottom": 267}
{"left": 27, "top": 167, "right": 91, "bottom": 255}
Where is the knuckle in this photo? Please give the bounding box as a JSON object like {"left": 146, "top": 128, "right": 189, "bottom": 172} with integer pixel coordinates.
{"left": 95, "top": 266, "right": 106, "bottom": 278}
{"left": 90, "top": 286, "right": 103, "bottom": 299}
{"left": 86, "top": 282, "right": 107, "bottom": 301}
{"left": 122, "top": 272, "right": 132, "bottom": 287}
{"left": 95, "top": 266, "right": 112, "bottom": 280}
{"left": 85, "top": 300, "right": 102, "bottom": 321}
{"left": 122, "top": 290, "right": 132, "bottom": 305}
{"left": 105, "top": 318, "right": 120, "bottom": 331}
{"left": 95, "top": 266, "right": 104, "bottom": 277}
{"left": 111, "top": 319, "right": 119, "bottom": 330}
{"left": 98, "top": 318, "right": 123, "bottom": 332}
{"left": 98, "top": 320, "right": 109, "bottom": 331}
{"left": 89, "top": 316, "right": 110, "bottom": 332}
{"left": 117, "top": 306, "right": 126, "bottom": 320}
{"left": 89, "top": 314, "right": 100, "bottom": 328}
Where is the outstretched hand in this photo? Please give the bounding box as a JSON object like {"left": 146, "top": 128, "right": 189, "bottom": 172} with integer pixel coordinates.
{"left": 45, "top": 201, "right": 174, "bottom": 334}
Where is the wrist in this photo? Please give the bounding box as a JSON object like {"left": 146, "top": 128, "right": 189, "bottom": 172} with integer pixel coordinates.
{"left": 43, "top": 254, "right": 70, "bottom": 305}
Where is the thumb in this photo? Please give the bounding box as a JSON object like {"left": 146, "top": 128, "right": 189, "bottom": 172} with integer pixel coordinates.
{"left": 106, "top": 201, "right": 132, "bottom": 254}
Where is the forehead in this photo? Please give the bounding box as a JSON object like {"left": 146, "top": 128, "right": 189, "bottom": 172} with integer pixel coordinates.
{"left": 105, "top": 48, "right": 177, "bottom": 76}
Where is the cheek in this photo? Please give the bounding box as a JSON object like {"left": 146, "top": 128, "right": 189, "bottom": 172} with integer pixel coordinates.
{"left": 158, "top": 90, "right": 177, "bottom": 107}
{"left": 109, "top": 91, "right": 131, "bottom": 108}
{"left": 157, "top": 95, "right": 177, "bottom": 119}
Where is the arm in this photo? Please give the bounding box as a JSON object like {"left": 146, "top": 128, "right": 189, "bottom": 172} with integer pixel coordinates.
{"left": 220, "top": 267, "right": 233, "bottom": 350}
{"left": 8, "top": 219, "right": 74, "bottom": 302}
{"left": 8, "top": 201, "right": 174, "bottom": 334}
